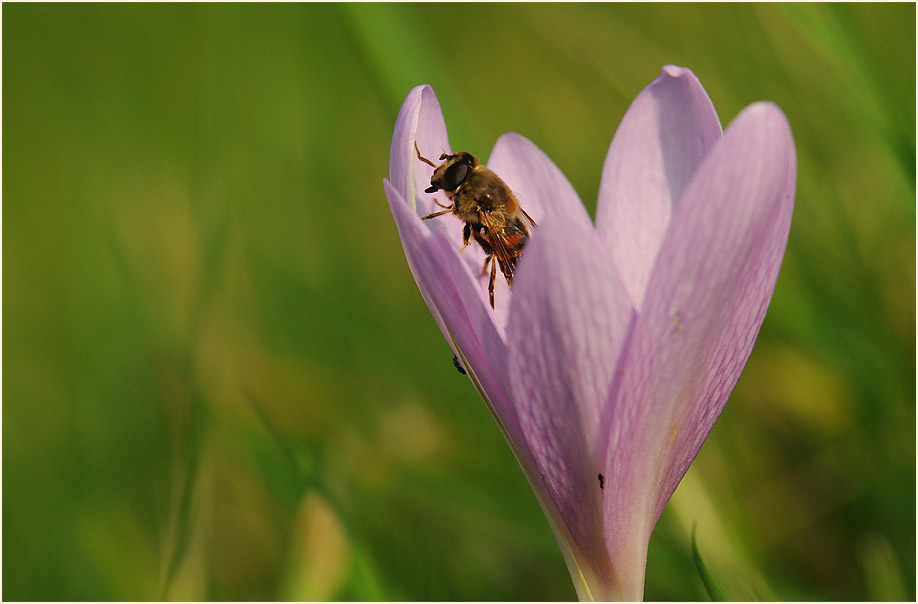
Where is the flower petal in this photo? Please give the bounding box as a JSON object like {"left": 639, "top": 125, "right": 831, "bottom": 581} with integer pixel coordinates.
{"left": 385, "top": 180, "right": 543, "bottom": 478}
{"left": 600, "top": 102, "right": 796, "bottom": 569}
{"left": 387, "top": 179, "right": 588, "bottom": 588}
{"left": 388, "top": 86, "right": 529, "bottom": 329}
{"left": 388, "top": 85, "right": 450, "bottom": 215}
{"left": 487, "top": 133, "right": 593, "bottom": 231}
{"left": 507, "top": 218, "right": 634, "bottom": 588}
{"left": 483, "top": 133, "right": 596, "bottom": 328}
{"left": 595, "top": 65, "right": 722, "bottom": 308}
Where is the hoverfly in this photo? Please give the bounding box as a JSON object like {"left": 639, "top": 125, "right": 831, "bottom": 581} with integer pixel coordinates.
{"left": 414, "top": 141, "right": 535, "bottom": 308}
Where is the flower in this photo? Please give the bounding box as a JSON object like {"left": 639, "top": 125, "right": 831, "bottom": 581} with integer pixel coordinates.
{"left": 383, "top": 65, "right": 796, "bottom": 601}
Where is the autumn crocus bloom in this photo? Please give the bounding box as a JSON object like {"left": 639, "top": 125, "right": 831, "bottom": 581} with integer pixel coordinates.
{"left": 383, "top": 66, "right": 796, "bottom": 601}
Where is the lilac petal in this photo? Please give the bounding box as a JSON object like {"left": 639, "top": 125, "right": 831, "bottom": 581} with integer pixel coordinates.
{"left": 487, "top": 133, "right": 593, "bottom": 231}
{"left": 595, "top": 65, "right": 722, "bottom": 308}
{"left": 385, "top": 180, "right": 543, "bottom": 479}
{"left": 387, "top": 87, "right": 507, "bottom": 330}
{"left": 601, "top": 102, "right": 796, "bottom": 571}
{"left": 388, "top": 179, "right": 588, "bottom": 589}
{"left": 484, "top": 133, "right": 595, "bottom": 328}
{"left": 507, "top": 218, "right": 634, "bottom": 588}
{"left": 387, "top": 86, "right": 521, "bottom": 326}
{"left": 388, "top": 85, "right": 450, "bottom": 215}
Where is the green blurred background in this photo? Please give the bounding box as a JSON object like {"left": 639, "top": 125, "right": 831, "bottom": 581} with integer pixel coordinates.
{"left": 3, "top": 3, "right": 914, "bottom": 601}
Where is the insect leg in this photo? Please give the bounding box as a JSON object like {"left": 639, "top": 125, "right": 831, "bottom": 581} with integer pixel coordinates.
{"left": 481, "top": 254, "right": 492, "bottom": 276}
{"left": 488, "top": 257, "right": 496, "bottom": 308}
{"left": 461, "top": 223, "right": 472, "bottom": 251}
{"left": 414, "top": 141, "right": 437, "bottom": 168}
{"left": 421, "top": 208, "right": 452, "bottom": 220}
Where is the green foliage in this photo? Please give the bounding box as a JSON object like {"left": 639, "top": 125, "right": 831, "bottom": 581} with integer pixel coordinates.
{"left": 4, "top": 3, "right": 914, "bottom": 600}
{"left": 692, "top": 525, "right": 728, "bottom": 602}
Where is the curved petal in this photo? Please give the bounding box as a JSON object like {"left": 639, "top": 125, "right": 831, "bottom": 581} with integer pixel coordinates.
{"left": 595, "top": 65, "right": 722, "bottom": 308}
{"left": 485, "top": 132, "right": 596, "bottom": 328}
{"left": 507, "top": 218, "right": 635, "bottom": 593}
{"left": 600, "top": 103, "right": 796, "bottom": 580}
{"left": 386, "top": 180, "right": 541, "bottom": 473}
{"left": 388, "top": 85, "right": 450, "bottom": 215}
{"left": 389, "top": 87, "right": 512, "bottom": 330}
{"left": 388, "top": 179, "right": 588, "bottom": 595}
{"left": 487, "top": 133, "right": 593, "bottom": 231}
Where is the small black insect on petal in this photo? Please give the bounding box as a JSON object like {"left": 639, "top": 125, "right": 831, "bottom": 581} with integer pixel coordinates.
{"left": 452, "top": 355, "right": 467, "bottom": 375}
{"left": 598, "top": 473, "right": 605, "bottom": 490}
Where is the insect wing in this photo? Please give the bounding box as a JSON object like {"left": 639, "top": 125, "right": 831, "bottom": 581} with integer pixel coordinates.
{"left": 479, "top": 212, "right": 525, "bottom": 282}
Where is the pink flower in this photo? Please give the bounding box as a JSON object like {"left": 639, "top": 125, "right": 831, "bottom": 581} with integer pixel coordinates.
{"left": 383, "top": 65, "right": 796, "bottom": 601}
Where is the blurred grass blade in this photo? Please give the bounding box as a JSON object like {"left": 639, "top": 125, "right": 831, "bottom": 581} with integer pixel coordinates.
{"left": 857, "top": 533, "right": 908, "bottom": 602}
{"left": 244, "top": 388, "right": 311, "bottom": 480}
{"left": 244, "top": 390, "right": 388, "bottom": 600}
{"left": 161, "top": 389, "right": 207, "bottom": 600}
{"left": 692, "top": 524, "right": 728, "bottom": 602}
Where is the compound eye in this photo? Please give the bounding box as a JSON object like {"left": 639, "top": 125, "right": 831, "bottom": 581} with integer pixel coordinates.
{"left": 442, "top": 161, "right": 469, "bottom": 191}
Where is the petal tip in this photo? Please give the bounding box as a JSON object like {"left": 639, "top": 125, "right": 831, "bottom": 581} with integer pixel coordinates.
{"left": 404, "top": 83, "right": 434, "bottom": 101}
{"left": 492, "top": 131, "right": 527, "bottom": 149}
{"left": 408, "top": 85, "right": 442, "bottom": 118}
{"left": 742, "top": 101, "right": 790, "bottom": 127}
{"left": 661, "top": 64, "right": 690, "bottom": 78}
{"left": 653, "top": 65, "right": 708, "bottom": 100}
{"left": 733, "top": 102, "right": 795, "bottom": 151}
{"left": 659, "top": 65, "right": 704, "bottom": 86}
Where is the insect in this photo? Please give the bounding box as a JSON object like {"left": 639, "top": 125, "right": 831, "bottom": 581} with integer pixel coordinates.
{"left": 451, "top": 354, "right": 467, "bottom": 375}
{"left": 415, "top": 141, "right": 535, "bottom": 309}
{"left": 598, "top": 473, "right": 604, "bottom": 491}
